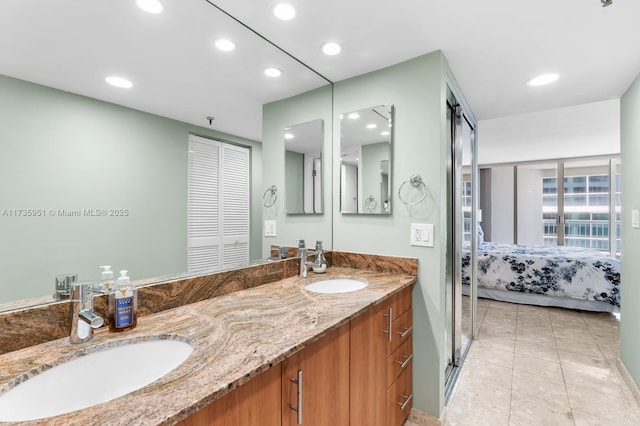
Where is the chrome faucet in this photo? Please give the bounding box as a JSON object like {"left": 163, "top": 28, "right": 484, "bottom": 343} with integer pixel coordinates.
{"left": 69, "top": 282, "right": 105, "bottom": 344}
{"left": 297, "top": 240, "right": 324, "bottom": 278}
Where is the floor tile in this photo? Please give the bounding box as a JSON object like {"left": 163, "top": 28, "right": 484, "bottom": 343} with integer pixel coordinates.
{"left": 447, "top": 300, "right": 639, "bottom": 426}
{"left": 557, "top": 348, "right": 608, "bottom": 370}
{"left": 460, "top": 357, "right": 513, "bottom": 389}
{"left": 511, "top": 368, "right": 570, "bottom": 406}
{"left": 446, "top": 394, "right": 511, "bottom": 426}
{"left": 473, "top": 336, "right": 516, "bottom": 354}
{"left": 513, "top": 352, "right": 565, "bottom": 383}
{"left": 467, "top": 345, "right": 515, "bottom": 368}
{"left": 509, "top": 391, "right": 574, "bottom": 426}
{"left": 453, "top": 380, "right": 512, "bottom": 416}
{"left": 572, "top": 408, "right": 640, "bottom": 426}
{"left": 514, "top": 331, "right": 557, "bottom": 349}
{"left": 514, "top": 340, "right": 559, "bottom": 362}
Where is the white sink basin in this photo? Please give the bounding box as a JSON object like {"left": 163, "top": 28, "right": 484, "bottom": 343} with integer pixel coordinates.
{"left": 0, "top": 339, "right": 193, "bottom": 422}
{"left": 304, "top": 278, "right": 368, "bottom": 294}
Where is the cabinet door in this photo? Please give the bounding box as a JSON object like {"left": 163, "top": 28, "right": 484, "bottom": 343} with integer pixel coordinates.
{"left": 178, "top": 363, "right": 281, "bottom": 426}
{"left": 349, "top": 298, "right": 391, "bottom": 426}
{"left": 282, "top": 323, "right": 350, "bottom": 426}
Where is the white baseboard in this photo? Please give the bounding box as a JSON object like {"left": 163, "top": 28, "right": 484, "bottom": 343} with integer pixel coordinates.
{"left": 617, "top": 358, "right": 640, "bottom": 408}
{"left": 408, "top": 408, "right": 444, "bottom": 426}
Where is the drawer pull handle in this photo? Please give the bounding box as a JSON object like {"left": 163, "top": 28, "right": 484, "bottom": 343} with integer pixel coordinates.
{"left": 289, "top": 370, "right": 303, "bottom": 424}
{"left": 395, "top": 353, "right": 413, "bottom": 369}
{"left": 382, "top": 308, "right": 393, "bottom": 342}
{"left": 396, "top": 393, "right": 413, "bottom": 410}
{"left": 396, "top": 326, "right": 413, "bottom": 338}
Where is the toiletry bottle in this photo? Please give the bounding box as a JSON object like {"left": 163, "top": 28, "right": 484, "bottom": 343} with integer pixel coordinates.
{"left": 99, "top": 265, "right": 115, "bottom": 292}
{"left": 108, "top": 270, "right": 138, "bottom": 332}
{"left": 312, "top": 240, "right": 328, "bottom": 274}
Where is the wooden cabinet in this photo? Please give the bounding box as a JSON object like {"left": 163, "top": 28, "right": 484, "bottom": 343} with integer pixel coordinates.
{"left": 350, "top": 286, "right": 413, "bottom": 426}
{"left": 178, "top": 363, "right": 282, "bottom": 426}
{"left": 179, "top": 286, "right": 411, "bottom": 426}
{"left": 282, "top": 322, "right": 350, "bottom": 426}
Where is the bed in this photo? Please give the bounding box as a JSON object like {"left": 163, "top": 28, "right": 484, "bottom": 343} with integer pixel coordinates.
{"left": 462, "top": 242, "right": 620, "bottom": 312}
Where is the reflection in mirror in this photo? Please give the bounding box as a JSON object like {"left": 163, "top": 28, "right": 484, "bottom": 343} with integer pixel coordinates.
{"left": 0, "top": 1, "right": 330, "bottom": 311}
{"left": 284, "top": 120, "right": 323, "bottom": 214}
{"left": 340, "top": 105, "right": 393, "bottom": 214}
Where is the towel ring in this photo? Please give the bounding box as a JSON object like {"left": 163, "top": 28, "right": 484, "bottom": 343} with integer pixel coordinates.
{"left": 262, "top": 185, "right": 278, "bottom": 207}
{"left": 398, "top": 174, "right": 427, "bottom": 206}
{"left": 364, "top": 195, "right": 377, "bottom": 213}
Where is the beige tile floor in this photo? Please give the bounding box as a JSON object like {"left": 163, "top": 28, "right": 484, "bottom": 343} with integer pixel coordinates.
{"left": 445, "top": 298, "right": 640, "bottom": 425}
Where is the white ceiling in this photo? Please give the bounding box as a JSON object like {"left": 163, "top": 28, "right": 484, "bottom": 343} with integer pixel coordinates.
{"left": 1, "top": 0, "right": 639, "bottom": 142}
{"left": 479, "top": 99, "right": 621, "bottom": 165}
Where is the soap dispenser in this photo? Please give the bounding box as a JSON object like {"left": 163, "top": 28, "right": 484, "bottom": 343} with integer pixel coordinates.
{"left": 108, "top": 270, "right": 138, "bottom": 332}
{"left": 99, "top": 265, "right": 115, "bottom": 292}
{"left": 312, "top": 240, "right": 327, "bottom": 274}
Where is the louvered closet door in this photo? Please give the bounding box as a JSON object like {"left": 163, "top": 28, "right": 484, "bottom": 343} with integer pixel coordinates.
{"left": 187, "top": 135, "right": 249, "bottom": 273}
{"left": 220, "top": 143, "right": 250, "bottom": 268}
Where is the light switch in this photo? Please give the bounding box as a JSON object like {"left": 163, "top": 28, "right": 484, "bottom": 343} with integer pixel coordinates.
{"left": 410, "top": 223, "right": 434, "bottom": 247}
{"left": 633, "top": 210, "right": 640, "bottom": 229}
{"left": 264, "top": 220, "right": 277, "bottom": 237}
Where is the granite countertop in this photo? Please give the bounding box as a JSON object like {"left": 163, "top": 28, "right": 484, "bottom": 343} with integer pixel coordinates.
{"left": 0, "top": 267, "right": 416, "bottom": 426}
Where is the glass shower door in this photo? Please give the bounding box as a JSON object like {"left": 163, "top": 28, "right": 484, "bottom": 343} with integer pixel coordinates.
{"left": 445, "top": 95, "right": 478, "bottom": 392}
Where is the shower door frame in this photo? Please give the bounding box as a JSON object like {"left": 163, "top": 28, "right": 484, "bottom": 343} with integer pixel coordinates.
{"left": 445, "top": 92, "right": 478, "bottom": 395}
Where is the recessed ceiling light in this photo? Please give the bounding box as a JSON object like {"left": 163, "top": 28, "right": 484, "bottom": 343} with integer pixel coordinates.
{"left": 215, "top": 39, "right": 236, "bottom": 52}
{"left": 366, "top": 123, "right": 377, "bottom": 129}
{"left": 105, "top": 76, "right": 133, "bottom": 88}
{"left": 284, "top": 133, "right": 295, "bottom": 140}
{"left": 348, "top": 112, "right": 360, "bottom": 119}
{"left": 526, "top": 73, "right": 560, "bottom": 87}
{"left": 136, "top": 0, "right": 163, "bottom": 14}
{"left": 273, "top": 3, "right": 296, "bottom": 20}
{"left": 321, "top": 42, "right": 342, "bottom": 56}
{"left": 381, "top": 131, "right": 390, "bottom": 136}
{"left": 264, "top": 67, "right": 282, "bottom": 78}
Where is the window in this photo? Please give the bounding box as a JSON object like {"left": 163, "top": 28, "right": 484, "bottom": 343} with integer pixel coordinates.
{"left": 542, "top": 163, "right": 620, "bottom": 257}
{"left": 484, "top": 157, "right": 620, "bottom": 258}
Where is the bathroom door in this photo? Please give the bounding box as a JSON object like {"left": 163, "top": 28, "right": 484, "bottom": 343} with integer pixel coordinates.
{"left": 341, "top": 164, "right": 358, "bottom": 213}
{"left": 445, "top": 93, "right": 478, "bottom": 392}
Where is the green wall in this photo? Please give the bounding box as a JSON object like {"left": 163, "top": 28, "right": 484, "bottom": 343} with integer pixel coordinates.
{"left": 262, "top": 85, "right": 333, "bottom": 254}
{"left": 332, "top": 51, "right": 470, "bottom": 417}
{"left": 0, "top": 74, "right": 262, "bottom": 303}
{"left": 264, "top": 51, "right": 473, "bottom": 417}
{"left": 285, "top": 150, "right": 304, "bottom": 213}
{"left": 620, "top": 71, "right": 640, "bottom": 389}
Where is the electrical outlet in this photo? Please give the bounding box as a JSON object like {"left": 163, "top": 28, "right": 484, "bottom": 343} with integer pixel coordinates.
{"left": 264, "top": 220, "right": 277, "bottom": 237}
{"left": 633, "top": 210, "right": 640, "bottom": 229}
{"left": 410, "top": 223, "right": 434, "bottom": 247}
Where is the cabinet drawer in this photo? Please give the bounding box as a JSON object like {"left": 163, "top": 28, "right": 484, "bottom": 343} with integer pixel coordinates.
{"left": 386, "top": 364, "right": 413, "bottom": 426}
{"left": 391, "top": 286, "right": 412, "bottom": 318}
{"left": 387, "top": 307, "right": 412, "bottom": 356}
{"left": 386, "top": 334, "right": 412, "bottom": 388}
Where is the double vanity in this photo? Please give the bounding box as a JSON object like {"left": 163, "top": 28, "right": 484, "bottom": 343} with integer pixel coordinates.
{"left": 0, "top": 253, "right": 416, "bottom": 425}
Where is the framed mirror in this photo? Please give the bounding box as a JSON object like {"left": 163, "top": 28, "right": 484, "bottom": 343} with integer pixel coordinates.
{"left": 284, "top": 119, "right": 324, "bottom": 214}
{"left": 340, "top": 105, "right": 393, "bottom": 214}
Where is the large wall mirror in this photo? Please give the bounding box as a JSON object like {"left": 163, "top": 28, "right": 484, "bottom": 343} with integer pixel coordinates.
{"left": 340, "top": 105, "right": 393, "bottom": 214}
{"left": 284, "top": 120, "right": 324, "bottom": 214}
{"left": 0, "top": 1, "right": 330, "bottom": 309}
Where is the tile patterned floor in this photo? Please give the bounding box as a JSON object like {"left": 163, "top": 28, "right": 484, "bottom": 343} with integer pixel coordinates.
{"left": 445, "top": 299, "right": 640, "bottom": 426}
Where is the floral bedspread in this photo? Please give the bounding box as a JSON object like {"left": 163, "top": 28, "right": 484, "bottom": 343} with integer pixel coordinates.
{"left": 463, "top": 243, "right": 620, "bottom": 307}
